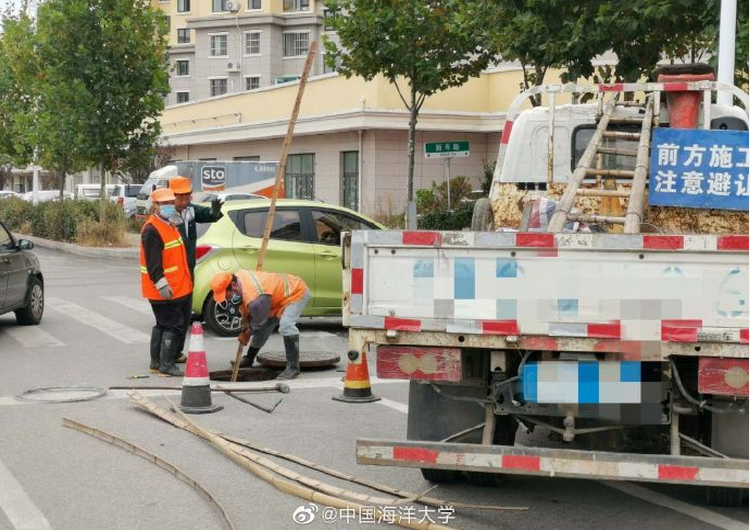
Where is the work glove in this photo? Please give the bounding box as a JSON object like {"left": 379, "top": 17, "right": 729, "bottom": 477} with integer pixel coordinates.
{"left": 155, "top": 277, "right": 173, "bottom": 300}
{"left": 211, "top": 198, "right": 224, "bottom": 216}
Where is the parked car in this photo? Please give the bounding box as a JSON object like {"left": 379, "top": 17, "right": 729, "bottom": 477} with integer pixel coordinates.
{"left": 194, "top": 199, "right": 383, "bottom": 335}
{"left": 0, "top": 191, "right": 19, "bottom": 199}
{"left": 109, "top": 184, "right": 141, "bottom": 218}
{"left": 0, "top": 220, "right": 44, "bottom": 325}
{"left": 21, "top": 190, "right": 73, "bottom": 202}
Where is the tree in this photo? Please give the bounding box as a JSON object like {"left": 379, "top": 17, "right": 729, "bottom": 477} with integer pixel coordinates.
{"left": 36, "top": 0, "right": 170, "bottom": 210}
{"left": 0, "top": 11, "right": 38, "bottom": 170}
{"left": 117, "top": 141, "right": 176, "bottom": 184}
{"left": 323, "top": 0, "right": 493, "bottom": 215}
{"left": 482, "top": 0, "right": 607, "bottom": 106}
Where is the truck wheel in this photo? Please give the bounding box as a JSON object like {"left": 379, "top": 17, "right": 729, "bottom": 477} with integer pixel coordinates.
{"left": 420, "top": 468, "right": 463, "bottom": 484}
{"left": 471, "top": 198, "right": 494, "bottom": 231}
{"left": 705, "top": 487, "right": 747, "bottom": 507}
{"left": 466, "top": 416, "right": 517, "bottom": 487}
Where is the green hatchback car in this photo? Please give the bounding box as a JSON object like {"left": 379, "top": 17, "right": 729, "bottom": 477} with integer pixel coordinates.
{"left": 194, "top": 199, "right": 383, "bottom": 335}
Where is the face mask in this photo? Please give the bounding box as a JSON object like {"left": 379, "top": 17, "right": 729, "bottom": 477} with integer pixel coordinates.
{"left": 230, "top": 293, "right": 242, "bottom": 305}
{"left": 159, "top": 205, "right": 177, "bottom": 218}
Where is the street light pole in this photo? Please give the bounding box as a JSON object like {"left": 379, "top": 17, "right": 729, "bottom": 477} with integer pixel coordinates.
{"left": 717, "top": 0, "right": 737, "bottom": 106}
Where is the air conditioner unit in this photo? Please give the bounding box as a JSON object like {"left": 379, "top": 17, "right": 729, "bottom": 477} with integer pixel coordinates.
{"left": 226, "top": 62, "right": 241, "bottom": 73}
{"left": 225, "top": 0, "right": 241, "bottom": 12}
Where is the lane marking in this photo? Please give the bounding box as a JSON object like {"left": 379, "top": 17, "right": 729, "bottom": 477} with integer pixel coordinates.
{"left": 2, "top": 327, "right": 64, "bottom": 349}
{"left": 100, "top": 296, "right": 152, "bottom": 316}
{"left": 378, "top": 398, "right": 409, "bottom": 414}
{"left": 47, "top": 297, "right": 149, "bottom": 344}
{"left": 0, "top": 456, "right": 53, "bottom": 530}
{"left": 601, "top": 481, "right": 746, "bottom": 530}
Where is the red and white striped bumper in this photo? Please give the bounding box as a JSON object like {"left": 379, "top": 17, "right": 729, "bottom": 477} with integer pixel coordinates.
{"left": 357, "top": 439, "right": 749, "bottom": 488}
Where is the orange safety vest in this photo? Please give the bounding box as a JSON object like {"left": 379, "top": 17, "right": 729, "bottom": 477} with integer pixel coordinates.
{"left": 236, "top": 270, "right": 307, "bottom": 318}
{"left": 140, "top": 215, "right": 192, "bottom": 301}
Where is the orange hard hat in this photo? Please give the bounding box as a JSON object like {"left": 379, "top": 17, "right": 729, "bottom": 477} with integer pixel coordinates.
{"left": 151, "top": 187, "right": 176, "bottom": 203}
{"left": 211, "top": 271, "right": 234, "bottom": 304}
{"left": 169, "top": 176, "right": 192, "bottom": 194}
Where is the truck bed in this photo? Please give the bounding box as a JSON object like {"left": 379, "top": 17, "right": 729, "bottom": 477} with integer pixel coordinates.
{"left": 344, "top": 230, "right": 749, "bottom": 359}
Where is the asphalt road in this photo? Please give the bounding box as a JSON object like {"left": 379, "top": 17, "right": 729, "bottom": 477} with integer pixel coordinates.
{"left": 0, "top": 247, "right": 746, "bottom": 530}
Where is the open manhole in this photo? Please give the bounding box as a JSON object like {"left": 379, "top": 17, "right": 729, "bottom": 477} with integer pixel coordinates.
{"left": 209, "top": 367, "right": 277, "bottom": 382}
{"left": 17, "top": 386, "right": 108, "bottom": 404}
{"left": 257, "top": 350, "right": 340, "bottom": 369}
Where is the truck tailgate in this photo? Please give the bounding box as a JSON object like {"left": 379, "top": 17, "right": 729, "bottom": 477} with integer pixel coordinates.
{"left": 344, "top": 230, "right": 749, "bottom": 354}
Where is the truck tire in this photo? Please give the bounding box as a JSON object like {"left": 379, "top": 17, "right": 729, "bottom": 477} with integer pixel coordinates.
{"left": 466, "top": 416, "right": 517, "bottom": 487}
{"left": 705, "top": 487, "right": 747, "bottom": 507}
{"left": 471, "top": 198, "right": 494, "bottom": 232}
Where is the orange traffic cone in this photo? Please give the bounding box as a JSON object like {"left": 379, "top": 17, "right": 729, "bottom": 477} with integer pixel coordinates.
{"left": 333, "top": 349, "right": 380, "bottom": 403}
{"left": 179, "top": 322, "right": 223, "bottom": 414}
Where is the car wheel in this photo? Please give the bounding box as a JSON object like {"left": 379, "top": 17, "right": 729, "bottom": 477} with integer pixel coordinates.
{"left": 15, "top": 277, "right": 44, "bottom": 325}
{"left": 203, "top": 297, "right": 242, "bottom": 337}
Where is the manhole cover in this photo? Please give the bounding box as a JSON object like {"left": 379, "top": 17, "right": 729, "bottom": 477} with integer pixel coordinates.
{"left": 209, "top": 367, "right": 277, "bottom": 382}
{"left": 17, "top": 386, "right": 108, "bottom": 404}
{"left": 258, "top": 350, "right": 340, "bottom": 369}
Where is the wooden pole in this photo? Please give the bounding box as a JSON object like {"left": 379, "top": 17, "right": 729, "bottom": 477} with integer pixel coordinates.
{"left": 256, "top": 41, "right": 318, "bottom": 272}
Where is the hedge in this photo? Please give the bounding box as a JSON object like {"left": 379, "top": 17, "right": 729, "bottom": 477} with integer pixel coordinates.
{"left": 0, "top": 197, "right": 125, "bottom": 244}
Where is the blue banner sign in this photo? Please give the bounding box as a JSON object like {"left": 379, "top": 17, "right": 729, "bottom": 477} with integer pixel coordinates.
{"left": 649, "top": 128, "right": 749, "bottom": 211}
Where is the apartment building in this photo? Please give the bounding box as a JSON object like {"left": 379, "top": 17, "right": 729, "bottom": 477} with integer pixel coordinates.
{"left": 158, "top": 0, "right": 333, "bottom": 105}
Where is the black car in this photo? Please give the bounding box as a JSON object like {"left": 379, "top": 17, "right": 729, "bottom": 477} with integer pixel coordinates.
{"left": 0, "top": 221, "right": 44, "bottom": 325}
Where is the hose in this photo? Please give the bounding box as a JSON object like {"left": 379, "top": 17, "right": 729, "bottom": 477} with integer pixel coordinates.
{"left": 669, "top": 359, "right": 747, "bottom": 414}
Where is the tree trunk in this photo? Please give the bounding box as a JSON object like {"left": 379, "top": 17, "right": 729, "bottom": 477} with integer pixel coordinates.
{"left": 58, "top": 169, "right": 66, "bottom": 201}
{"left": 407, "top": 89, "right": 418, "bottom": 203}
{"left": 99, "top": 160, "right": 106, "bottom": 221}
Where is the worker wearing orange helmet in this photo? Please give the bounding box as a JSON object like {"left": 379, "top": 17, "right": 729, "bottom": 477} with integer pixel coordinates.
{"left": 140, "top": 187, "right": 192, "bottom": 377}
{"left": 211, "top": 270, "right": 310, "bottom": 380}
{"left": 168, "top": 176, "right": 223, "bottom": 363}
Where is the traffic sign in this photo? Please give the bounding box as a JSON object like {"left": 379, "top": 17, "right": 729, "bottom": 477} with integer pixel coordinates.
{"left": 425, "top": 141, "right": 470, "bottom": 158}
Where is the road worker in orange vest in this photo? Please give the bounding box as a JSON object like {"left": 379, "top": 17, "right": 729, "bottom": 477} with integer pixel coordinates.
{"left": 211, "top": 270, "right": 310, "bottom": 380}
{"left": 140, "top": 187, "right": 192, "bottom": 377}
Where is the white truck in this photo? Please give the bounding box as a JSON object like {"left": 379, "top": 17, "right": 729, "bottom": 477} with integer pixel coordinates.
{"left": 342, "top": 79, "right": 749, "bottom": 505}
{"left": 134, "top": 160, "right": 278, "bottom": 219}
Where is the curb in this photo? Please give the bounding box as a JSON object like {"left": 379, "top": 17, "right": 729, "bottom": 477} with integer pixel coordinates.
{"left": 21, "top": 234, "right": 139, "bottom": 260}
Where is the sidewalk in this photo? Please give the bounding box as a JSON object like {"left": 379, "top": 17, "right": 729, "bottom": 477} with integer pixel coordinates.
{"left": 22, "top": 232, "right": 140, "bottom": 260}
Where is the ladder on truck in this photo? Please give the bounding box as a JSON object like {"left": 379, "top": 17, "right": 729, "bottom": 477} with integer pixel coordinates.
{"left": 546, "top": 93, "right": 655, "bottom": 234}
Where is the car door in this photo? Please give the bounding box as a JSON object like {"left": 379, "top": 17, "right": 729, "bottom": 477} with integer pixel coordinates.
{"left": 230, "top": 206, "right": 316, "bottom": 304}
{"left": 0, "top": 223, "right": 27, "bottom": 309}
{"left": 308, "top": 208, "right": 377, "bottom": 309}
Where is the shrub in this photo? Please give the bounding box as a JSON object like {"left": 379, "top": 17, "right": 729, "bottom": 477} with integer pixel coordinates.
{"left": 419, "top": 200, "right": 474, "bottom": 230}
{"left": 76, "top": 203, "right": 126, "bottom": 247}
{"left": 0, "top": 197, "right": 33, "bottom": 231}
{"left": 416, "top": 176, "right": 473, "bottom": 215}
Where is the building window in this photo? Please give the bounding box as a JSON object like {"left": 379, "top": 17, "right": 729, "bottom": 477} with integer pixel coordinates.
{"left": 234, "top": 156, "right": 260, "bottom": 161}
{"left": 323, "top": 9, "right": 334, "bottom": 31}
{"left": 210, "top": 34, "right": 228, "bottom": 57}
{"left": 283, "top": 32, "right": 309, "bottom": 58}
{"left": 245, "top": 76, "right": 260, "bottom": 90}
{"left": 341, "top": 151, "right": 358, "bottom": 211}
{"left": 274, "top": 75, "right": 299, "bottom": 85}
{"left": 245, "top": 31, "right": 260, "bottom": 55}
{"left": 283, "top": 0, "right": 309, "bottom": 12}
{"left": 175, "top": 60, "right": 190, "bottom": 76}
{"left": 177, "top": 0, "right": 190, "bottom": 12}
{"left": 212, "top": 0, "right": 227, "bottom": 11}
{"left": 210, "top": 78, "right": 228, "bottom": 97}
{"left": 176, "top": 91, "right": 190, "bottom": 104}
{"left": 286, "top": 153, "right": 314, "bottom": 200}
{"left": 248, "top": 0, "right": 261, "bottom": 9}
{"left": 177, "top": 28, "right": 190, "bottom": 43}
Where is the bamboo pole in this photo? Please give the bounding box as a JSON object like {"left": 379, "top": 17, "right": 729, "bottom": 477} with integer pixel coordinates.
{"left": 256, "top": 41, "right": 318, "bottom": 272}
{"left": 128, "top": 391, "right": 522, "bottom": 512}
{"left": 62, "top": 418, "right": 237, "bottom": 530}
{"left": 624, "top": 95, "right": 655, "bottom": 233}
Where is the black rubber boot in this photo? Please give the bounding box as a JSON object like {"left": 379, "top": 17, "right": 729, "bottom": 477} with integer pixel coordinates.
{"left": 231, "top": 346, "right": 260, "bottom": 369}
{"left": 149, "top": 327, "right": 162, "bottom": 373}
{"left": 277, "top": 335, "right": 300, "bottom": 380}
{"left": 159, "top": 330, "right": 184, "bottom": 377}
